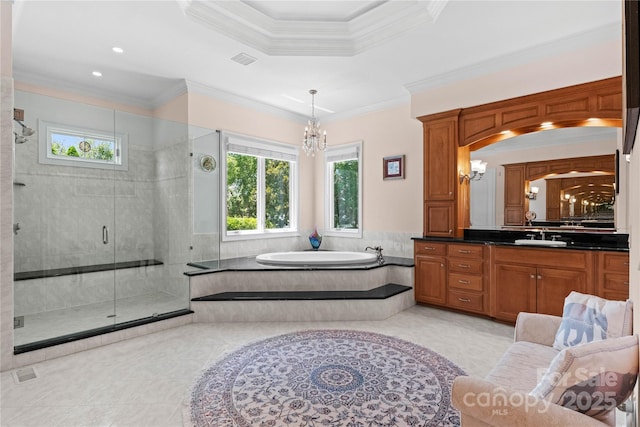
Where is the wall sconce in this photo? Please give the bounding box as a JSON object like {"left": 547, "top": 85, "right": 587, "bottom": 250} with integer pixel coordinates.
{"left": 459, "top": 160, "right": 487, "bottom": 183}
{"left": 526, "top": 186, "right": 539, "bottom": 200}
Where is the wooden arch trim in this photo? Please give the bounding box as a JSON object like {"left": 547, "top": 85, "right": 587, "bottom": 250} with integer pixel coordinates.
{"left": 459, "top": 77, "right": 622, "bottom": 150}
{"left": 417, "top": 77, "right": 622, "bottom": 237}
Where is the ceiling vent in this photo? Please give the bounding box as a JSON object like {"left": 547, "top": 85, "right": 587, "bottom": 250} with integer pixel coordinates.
{"left": 231, "top": 53, "right": 257, "bottom": 66}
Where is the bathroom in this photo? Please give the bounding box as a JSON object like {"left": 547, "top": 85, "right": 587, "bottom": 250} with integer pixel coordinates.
{"left": 8, "top": 81, "right": 423, "bottom": 354}
{"left": 2, "top": 1, "right": 634, "bottom": 373}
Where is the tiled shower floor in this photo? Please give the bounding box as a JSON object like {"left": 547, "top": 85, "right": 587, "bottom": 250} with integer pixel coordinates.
{"left": 13, "top": 292, "right": 186, "bottom": 346}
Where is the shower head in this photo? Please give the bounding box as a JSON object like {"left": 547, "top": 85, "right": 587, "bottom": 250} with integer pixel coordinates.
{"left": 14, "top": 132, "right": 28, "bottom": 144}
{"left": 14, "top": 119, "right": 35, "bottom": 137}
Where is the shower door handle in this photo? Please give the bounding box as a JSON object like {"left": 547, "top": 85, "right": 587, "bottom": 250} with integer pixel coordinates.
{"left": 103, "top": 226, "right": 109, "bottom": 244}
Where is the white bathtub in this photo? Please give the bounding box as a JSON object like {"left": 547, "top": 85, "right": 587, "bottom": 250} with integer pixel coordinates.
{"left": 255, "top": 251, "right": 378, "bottom": 266}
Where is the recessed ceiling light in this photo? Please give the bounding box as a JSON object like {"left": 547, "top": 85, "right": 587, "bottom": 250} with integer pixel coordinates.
{"left": 112, "top": 46, "right": 124, "bottom": 54}
{"left": 92, "top": 71, "right": 102, "bottom": 77}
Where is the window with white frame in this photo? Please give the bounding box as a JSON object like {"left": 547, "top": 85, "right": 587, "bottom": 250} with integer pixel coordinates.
{"left": 324, "top": 141, "right": 362, "bottom": 237}
{"left": 222, "top": 131, "right": 298, "bottom": 240}
{"left": 38, "top": 120, "right": 128, "bottom": 170}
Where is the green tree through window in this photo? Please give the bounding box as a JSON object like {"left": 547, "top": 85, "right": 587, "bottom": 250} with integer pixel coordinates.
{"left": 223, "top": 132, "right": 298, "bottom": 239}
{"left": 265, "top": 159, "right": 290, "bottom": 229}
{"left": 324, "top": 141, "right": 362, "bottom": 237}
{"left": 226, "top": 153, "right": 258, "bottom": 230}
{"left": 333, "top": 160, "right": 359, "bottom": 229}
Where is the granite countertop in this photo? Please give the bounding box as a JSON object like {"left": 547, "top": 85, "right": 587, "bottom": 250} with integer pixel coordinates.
{"left": 412, "top": 229, "right": 629, "bottom": 252}
{"left": 184, "top": 255, "right": 415, "bottom": 276}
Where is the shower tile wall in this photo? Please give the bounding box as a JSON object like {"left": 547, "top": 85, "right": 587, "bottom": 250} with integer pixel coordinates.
{"left": 13, "top": 91, "right": 190, "bottom": 321}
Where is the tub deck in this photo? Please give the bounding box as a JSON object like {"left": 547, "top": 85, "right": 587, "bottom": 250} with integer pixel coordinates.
{"left": 186, "top": 255, "right": 415, "bottom": 322}
{"left": 192, "top": 283, "right": 411, "bottom": 301}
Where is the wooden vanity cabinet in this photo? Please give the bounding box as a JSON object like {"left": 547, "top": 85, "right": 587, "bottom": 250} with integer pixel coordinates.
{"left": 414, "top": 241, "right": 487, "bottom": 314}
{"left": 420, "top": 112, "right": 465, "bottom": 237}
{"left": 414, "top": 241, "right": 447, "bottom": 305}
{"left": 447, "top": 243, "right": 487, "bottom": 314}
{"left": 490, "top": 246, "right": 594, "bottom": 322}
{"left": 596, "top": 251, "right": 630, "bottom": 301}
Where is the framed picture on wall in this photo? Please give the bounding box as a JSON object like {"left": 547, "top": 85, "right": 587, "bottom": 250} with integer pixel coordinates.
{"left": 383, "top": 155, "right": 404, "bottom": 180}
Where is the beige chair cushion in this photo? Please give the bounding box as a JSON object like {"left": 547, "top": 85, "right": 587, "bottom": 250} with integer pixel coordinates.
{"left": 553, "top": 292, "right": 633, "bottom": 351}
{"left": 485, "top": 341, "right": 559, "bottom": 392}
{"left": 531, "top": 334, "right": 639, "bottom": 418}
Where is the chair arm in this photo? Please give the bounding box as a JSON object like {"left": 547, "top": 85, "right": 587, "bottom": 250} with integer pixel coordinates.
{"left": 451, "top": 376, "right": 608, "bottom": 427}
{"left": 514, "top": 312, "right": 562, "bottom": 346}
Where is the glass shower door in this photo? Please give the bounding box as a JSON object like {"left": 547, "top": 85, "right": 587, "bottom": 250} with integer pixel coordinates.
{"left": 13, "top": 90, "right": 117, "bottom": 348}
{"left": 111, "top": 112, "right": 191, "bottom": 324}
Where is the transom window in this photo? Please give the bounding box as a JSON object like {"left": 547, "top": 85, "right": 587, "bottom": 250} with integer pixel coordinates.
{"left": 324, "top": 141, "right": 362, "bottom": 238}
{"left": 222, "top": 132, "right": 298, "bottom": 240}
{"left": 39, "top": 120, "right": 127, "bottom": 170}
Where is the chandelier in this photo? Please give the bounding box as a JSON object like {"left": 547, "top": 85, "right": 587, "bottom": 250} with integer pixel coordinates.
{"left": 302, "top": 89, "right": 327, "bottom": 156}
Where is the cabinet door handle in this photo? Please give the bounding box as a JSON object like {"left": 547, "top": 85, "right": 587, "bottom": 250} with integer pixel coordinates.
{"left": 423, "top": 246, "right": 436, "bottom": 251}
{"left": 448, "top": 230, "right": 453, "bottom": 234}
{"left": 458, "top": 279, "right": 471, "bottom": 284}
{"left": 530, "top": 274, "right": 535, "bottom": 279}
{"left": 624, "top": 281, "right": 630, "bottom": 285}
{"left": 458, "top": 249, "right": 471, "bottom": 254}
{"left": 457, "top": 264, "right": 470, "bottom": 269}
{"left": 102, "top": 226, "right": 109, "bottom": 245}
{"left": 458, "top": 297, "right": 471, "bottom": 303}
{"left": 440, "top": 263, "right": 445, "bottom": 268}
{"left": 537, "top": 275, "right": 542, "bottom": 280}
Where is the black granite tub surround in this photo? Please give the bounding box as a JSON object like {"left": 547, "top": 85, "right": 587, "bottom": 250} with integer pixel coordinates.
{"left": 185, "top": 255, "right": 414, "bottom": 276}
{"left": 192, "top": 283, "right": 411, "bottom": 302}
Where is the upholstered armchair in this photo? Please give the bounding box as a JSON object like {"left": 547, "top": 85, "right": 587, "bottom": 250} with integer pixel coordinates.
{"left": 451, "top": 294, "right": 637, "bottom": 427}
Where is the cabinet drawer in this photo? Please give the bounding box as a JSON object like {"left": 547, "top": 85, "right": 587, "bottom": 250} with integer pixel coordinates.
{"left": 447, "top": 244, "right": 484, "bottom": 259}
{"left": 449, "top": 273, "right": 483, "bottom": 291}
{"left": 602, "top": 253, "right": 630, "bottom": 273}
{"left": 414, "top": 241, "right": 446, "bottom": 256}
{"left": 448, "top": 289, "right": 484, "bottom": 312}
{"left": 448, "top": 258, "right": 483, "bottom": 274}
{"left": 602, "top": 273, "right": 630, "bottom": 292}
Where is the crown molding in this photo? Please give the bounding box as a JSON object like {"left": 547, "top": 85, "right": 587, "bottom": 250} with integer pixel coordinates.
{"left": 404, "top": 22, "right": 620, "bottom": 95}
{"left": 178, "top": 0, "right": 447, "bottom": 56}
{"left": 12, "top": 69, "right": 169, "bottom": 110}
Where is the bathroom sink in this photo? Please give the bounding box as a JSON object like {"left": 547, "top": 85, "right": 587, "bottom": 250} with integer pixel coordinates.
{"left": 514, "top": 239, "right": 567, "bottom": 247}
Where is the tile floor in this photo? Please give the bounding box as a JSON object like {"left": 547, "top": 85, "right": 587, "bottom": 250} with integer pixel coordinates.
{"left": 0, "top": 305, "right": 628, "bottom": 426}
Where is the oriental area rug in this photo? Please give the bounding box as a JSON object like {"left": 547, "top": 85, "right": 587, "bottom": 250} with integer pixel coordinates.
{"left": 184, "top": 329, "right": 466, "bottom": 426}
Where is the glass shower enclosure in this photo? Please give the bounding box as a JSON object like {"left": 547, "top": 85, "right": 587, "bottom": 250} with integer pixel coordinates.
{"left": 12, "top": 89, "right": 199, "bottom": 351}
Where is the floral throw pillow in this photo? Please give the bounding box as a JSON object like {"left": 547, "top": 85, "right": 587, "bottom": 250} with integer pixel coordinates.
{"left": 553, "top": 291, "right": 633, "bottom": 351}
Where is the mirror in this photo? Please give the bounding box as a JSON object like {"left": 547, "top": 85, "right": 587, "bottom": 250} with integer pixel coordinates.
{"left": 469, "top": 127, "right": 618, "bottom": 229}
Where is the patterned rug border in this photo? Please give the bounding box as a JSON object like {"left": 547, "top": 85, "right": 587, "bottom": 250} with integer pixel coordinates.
{"left": 183, "top": 329, "right": 467, "bottom": 426}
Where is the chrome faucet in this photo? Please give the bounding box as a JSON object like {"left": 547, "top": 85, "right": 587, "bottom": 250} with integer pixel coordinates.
{"left": 540, "top": 229, "right": 547, "bottom": 241}
{"left": 365, "top": 246, "right": 385, "bottom": 265}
